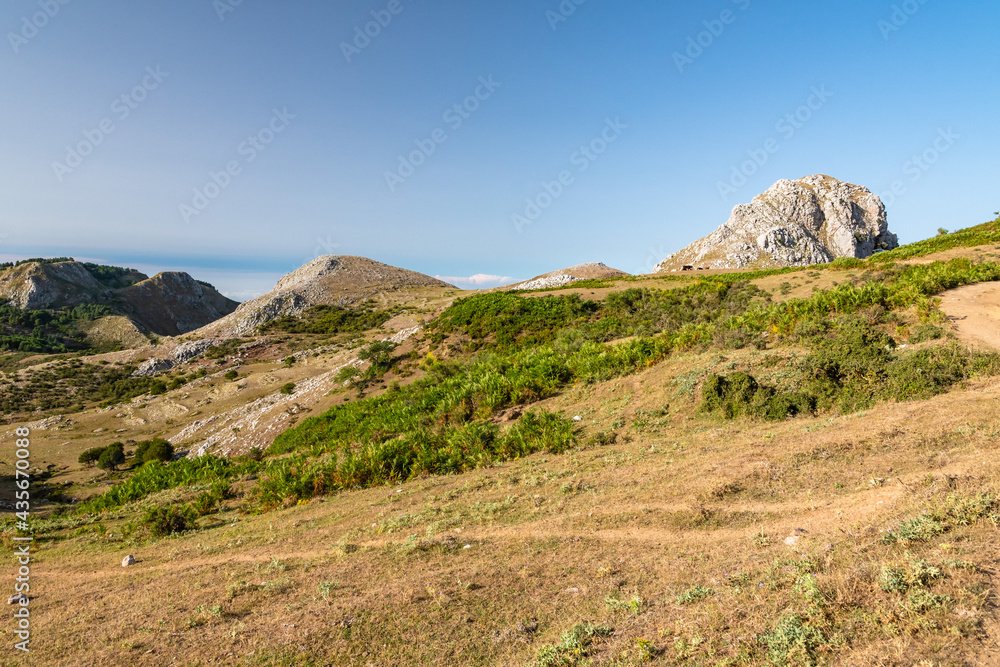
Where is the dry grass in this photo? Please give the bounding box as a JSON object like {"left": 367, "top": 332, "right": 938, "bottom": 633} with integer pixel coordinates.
{"left": 7, "top": 357, "right": 1000, "bottom": 665}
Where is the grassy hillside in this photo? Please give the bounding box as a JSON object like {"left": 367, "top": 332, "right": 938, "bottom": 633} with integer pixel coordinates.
{"left": 5, "top": 220, "right": 1000, "bottom": 665}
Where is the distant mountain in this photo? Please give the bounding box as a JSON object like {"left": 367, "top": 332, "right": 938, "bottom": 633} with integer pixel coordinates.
{"left": 655, "top": 175, "right": 899, "bottom": 272}
{"left": 195, "top": 255, "right": 455, "bottom": 338}
{"left": 0, "top": 260, "right": 238, "bottom": 337}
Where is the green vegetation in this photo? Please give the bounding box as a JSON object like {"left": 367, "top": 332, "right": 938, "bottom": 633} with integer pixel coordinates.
{"left": 97, "top": 443, "right": 126, "bottom": 471}
{"left": 427, "top": 292, "right": 598, "bottom": 352}
{"left": 0, "top": 299, "right": 113, "bottom": 353}
{"left": 133, "top": 438, "right": 175, "bottom": 464}
{"left": 867, "top": 215, "right": 1000, "bottom": 263}
{"left": 139, "top": 505, "right": 198, "bottom": 537}
{"left": 531, "top": 623, "right": 613, "bottom": 667}
{"left": 0, "top": 257, "right": 74, "bottom": 270}
{"left": 80, "top": 262, "right": 141, "bottom": 289}
{"left": 702, "top": 317, "right": 1000, "bottom": 420}
{"left": 260, "top": 302, "right": 401, "bottom": 336}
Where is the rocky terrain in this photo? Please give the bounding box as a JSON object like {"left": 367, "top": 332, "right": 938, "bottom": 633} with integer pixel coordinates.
{"left": 511, "top": 262, "right": 629, "bottom": 291}
{"left": 0, "top": 260, "right": 238, "bottom": 336}
{"left": 193, "top": 255, "right": 455, "bottom": 338}
{"left": 655, "top": 174, "right": 899, "bottom": 271}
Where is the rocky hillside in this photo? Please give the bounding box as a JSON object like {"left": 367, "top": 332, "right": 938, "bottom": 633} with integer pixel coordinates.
{"left": 0, "top": 260, "right": 238, "bottom": 336}
{"left": 655, "top": 174, "right": 898, "bottom": 271}
{"left": 511, "top": 262, "right": 629, "bottom": 291}
{"left": 196, "top": 255, "right": 455, "bottom": 337}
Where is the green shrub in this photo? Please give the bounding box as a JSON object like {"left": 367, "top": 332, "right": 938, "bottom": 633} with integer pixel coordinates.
{"left": 143, "top": 439, "right": 174, "bottom": 463}
{"left": 97, "top": 443, "right": 125, "bottom": 471}
{"left": 675, "top": 585, "right": 715, "bottom": 604}
{"left": 224, "top": 369, "right": 238, "bottom": 381}
{"left": 141, "top": 505, "right": 198, "bottom": 537}
{"left": 133, "top": 438, "right": 173, "bottom": 464}
{"left": 532, "top": 623, "right": 613, "bottom": 667}
{"left": 280, "top": 382, "right": 295, "bottom": 394}
{"left": 78, "top": 447, "right": 105, "bottom": 467}
{"left": 758, "top": 614, "right": 825, "bottom": 666}
{"left": 700, "top": 373, "right": 814, "bottom": 421}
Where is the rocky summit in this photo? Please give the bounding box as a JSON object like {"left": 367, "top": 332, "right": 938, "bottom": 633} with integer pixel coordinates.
{"left": 196, "top": 255, "right": 455, "bottom": 337}
{"left": 655, "top": 175, "right": 898, "bottom": 271}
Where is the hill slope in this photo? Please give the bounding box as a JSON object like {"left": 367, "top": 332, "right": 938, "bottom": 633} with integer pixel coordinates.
{"left": 0, "top": 259, "right": 238, "bottom": 338}
{"left": 195, "top": 255, "right": 456, "bottom": 337}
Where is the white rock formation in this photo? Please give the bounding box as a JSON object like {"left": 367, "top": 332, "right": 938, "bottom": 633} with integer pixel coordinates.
{"left": 655, "top": 175, "right": 898, "bottom": 271}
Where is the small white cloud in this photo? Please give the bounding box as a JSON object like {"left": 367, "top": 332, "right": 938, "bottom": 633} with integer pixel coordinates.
{"left": 435, "top": 274, "right": 517, "bottom": 289}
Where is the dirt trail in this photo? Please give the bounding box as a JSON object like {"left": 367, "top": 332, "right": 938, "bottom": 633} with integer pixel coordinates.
{"left": 939, "top": 282, "right": 1000, "bottom": 350}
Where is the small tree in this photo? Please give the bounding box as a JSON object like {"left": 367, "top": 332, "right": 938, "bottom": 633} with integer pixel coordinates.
{"left": 359, "top": 341, "right": 398, "bottom": 376}
{"left": 134, "top": 438, "right": 173, "bottom": 464}
{"left": 78, "top": 447, "right": 106, "bottom": 467}
{"left": 97, "top": 443, "right": 125, "bottom": 471}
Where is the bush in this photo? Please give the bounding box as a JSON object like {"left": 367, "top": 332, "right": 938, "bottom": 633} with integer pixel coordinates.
{"left": 133, "top": 438, "right": 174, "bottom": 464}
{"left": 224, "top": 369, "right": 238, "bottom": 381}
{"left": 144, "top": 439, "right": 175, "bottom": 463}
{"left": 141, "top": 505, "right": 197, "bottom": 537}
{"left": 78, "top": 447, "right": 105, "bottom": 467}
{"left": 700, "top": 373, "right": 814, "bottom": 421}
{"left": 97, "top": 443, "right": 125, "bottom": 471}
{"left": 280, "top": 382, "right": 295, "bottom": 395}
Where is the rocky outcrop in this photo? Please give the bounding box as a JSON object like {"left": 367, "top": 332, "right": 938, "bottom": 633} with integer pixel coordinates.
{"left": 198, "top": 256, "right": 454, "bottom": 338}
{"left": 0, "top": 260, "right": 238, "bottom": 338}
{"left": 655, "top": 175, "right": 898, "bottom": 272}
{"left": 512, "top": 262, "right": 628, "bottom": 291}
{"left": 0, "top": 261, "right": 109, "bottom": 310}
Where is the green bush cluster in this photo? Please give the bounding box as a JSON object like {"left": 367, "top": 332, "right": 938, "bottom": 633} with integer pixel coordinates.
{"left": 260, "top": 302, "right": 400, "bottom": 336}
{"left": 427, "top": 292, "right": 598, "bottom": 352}
{"left": 140, "top": 505, "right": 198, "bottom": 537}
{"left": 0, "top": 299, "right": 113, "bottom": 353}
{"left": 254, "top": 410, "right": 576, "bottom": 509}
{"left": 702, "top": 318, "right": 999, "bottom": 420}
{"left": 133, "top": 438, "right": 175, "bottom": 464}
{"left": 97, "top": 443, "right": 125, "bottom": 471}
{"left": 701, "top": 373, "right": 815, "bottom": 421}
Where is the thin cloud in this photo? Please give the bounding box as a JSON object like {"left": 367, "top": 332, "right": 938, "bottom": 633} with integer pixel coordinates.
{"left": 435, "top": 274, "right": 517, "bottom": 289}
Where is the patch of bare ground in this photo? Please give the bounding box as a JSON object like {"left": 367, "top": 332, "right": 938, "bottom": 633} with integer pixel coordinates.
{"left": 939, "top": 282, "right": 1000, "bottom": 352}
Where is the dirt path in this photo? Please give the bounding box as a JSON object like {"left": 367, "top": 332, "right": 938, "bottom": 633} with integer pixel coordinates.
{"left": 939, "top": 282, "right": 1000, "bottom": 350}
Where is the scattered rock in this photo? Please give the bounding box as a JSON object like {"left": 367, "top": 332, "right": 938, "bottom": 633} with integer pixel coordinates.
{"left": 122, "top": 555, "right": 136, "bottom": 567}
{"left": 132, "top": 357, "right": 175, "bottom": 377}
{"left": 784, "top": 536, "right": 801, "bottom": 547}
{"left": 7, "top": 594, "right": 27, "bottom": 605}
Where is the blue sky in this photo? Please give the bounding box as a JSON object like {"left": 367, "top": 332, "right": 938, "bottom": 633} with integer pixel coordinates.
{"left": 1, "top": 0, "right": 997, "bottom": 299}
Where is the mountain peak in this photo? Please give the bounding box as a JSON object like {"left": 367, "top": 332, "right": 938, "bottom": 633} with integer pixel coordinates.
{"left": 656, "top": 175, "right": 898, "bottom": 272}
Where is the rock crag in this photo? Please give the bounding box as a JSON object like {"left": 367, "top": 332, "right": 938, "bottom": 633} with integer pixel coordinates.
{"left": 655, "top": 175, "right": 898, "bottom": 272}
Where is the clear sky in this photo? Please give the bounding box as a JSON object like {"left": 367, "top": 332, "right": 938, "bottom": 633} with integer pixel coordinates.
{"left": 1, "top": 0, "right": 997, "bottom": 298}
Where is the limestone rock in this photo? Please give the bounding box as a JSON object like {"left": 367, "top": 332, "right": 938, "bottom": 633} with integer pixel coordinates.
{"left": 196, "top": 256, "right": 454, "bottom": 338}
{"left": 0, "top": 260, "right": 238, "bottom": 339}
{"left": 122, "top": 555, "right": 136, "bottom": 567}
{"left": 7, "top": 593, "right": 27, "bottom": 604}
{"left": 512, "top": 262, "right": 628, "bottom": 291}
{"left": 655, "top": 175, "right": 898, "bottom": 271}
